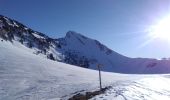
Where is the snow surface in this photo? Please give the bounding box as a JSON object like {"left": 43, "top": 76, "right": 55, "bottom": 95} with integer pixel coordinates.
{"left": 1, "top": 39, "right": 170, "bottom": 100}
{"left": 90, "top": 76, "right": 170, "bottom": 100}
{"left": 0, "top": 40, "right": 130, "bottom": 100}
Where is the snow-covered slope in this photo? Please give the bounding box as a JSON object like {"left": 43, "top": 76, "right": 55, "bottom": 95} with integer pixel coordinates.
{"left": 1, "top": 15, "right": 170, "bottom": 74}
{"left": 0, "top": 40, "right": 122, "bottom": 100}
{"left": 1, "top": 37, "right": 170, "bottom": 100}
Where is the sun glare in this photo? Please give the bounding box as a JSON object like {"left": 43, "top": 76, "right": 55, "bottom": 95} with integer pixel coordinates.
{"left": 149, "top": 15, "right": 170, "bottom": 41}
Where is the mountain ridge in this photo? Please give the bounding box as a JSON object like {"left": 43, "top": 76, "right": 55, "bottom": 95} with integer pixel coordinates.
{"left": 1, "top": 15, "right": 170, "bottom": 74}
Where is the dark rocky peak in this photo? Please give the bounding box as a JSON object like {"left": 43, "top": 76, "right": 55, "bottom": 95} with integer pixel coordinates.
{"left": 0, "top": 15, "right": 50, "bottom": 40}
{"left": 0, "top": 15, "right": 58, "bottom": 51}
{"left": 0, "top": 15, "right": 24, "bottom": 28}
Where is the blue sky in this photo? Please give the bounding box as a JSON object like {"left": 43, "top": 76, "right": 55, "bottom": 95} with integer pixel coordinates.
{"left": 1, "top": 0, "right": 170, "bottom": 59}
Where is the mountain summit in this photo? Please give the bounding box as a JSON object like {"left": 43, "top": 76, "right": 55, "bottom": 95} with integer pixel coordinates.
{"left": 1, "top": 15, "right": 170, "bottom": 74}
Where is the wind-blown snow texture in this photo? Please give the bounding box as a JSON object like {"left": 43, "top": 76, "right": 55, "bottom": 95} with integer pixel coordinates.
{"left": 1, "top": 15, "right": 170, "bottom": 74}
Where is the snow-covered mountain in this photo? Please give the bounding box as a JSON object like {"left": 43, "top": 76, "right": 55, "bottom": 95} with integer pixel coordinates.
{"left": 1, "top": 31, "right": 170, "bottom": 100}
{"left": 2, "top": 15, "right": 170, "bottom": 100}
{"left": 1, "top": 15, "right": 170, "bottom": 74}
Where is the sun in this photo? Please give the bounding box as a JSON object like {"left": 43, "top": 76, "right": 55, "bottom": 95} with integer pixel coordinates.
{"left": 149, "top": 15, "right": 170, "bottom": 41}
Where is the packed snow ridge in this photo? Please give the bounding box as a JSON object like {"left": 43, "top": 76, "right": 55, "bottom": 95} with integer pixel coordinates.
{"left": 1, "top": 15, "right": 170, "bottom": 74}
